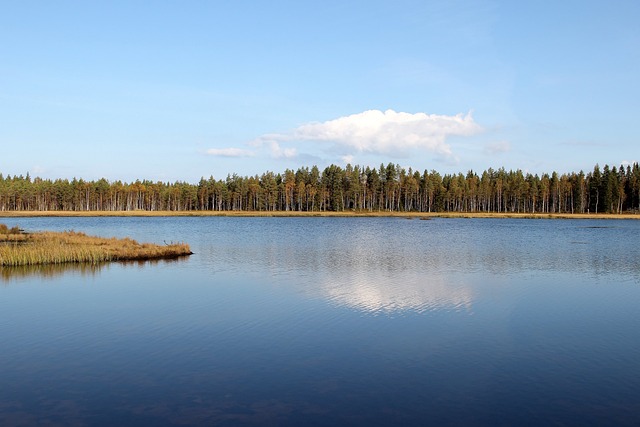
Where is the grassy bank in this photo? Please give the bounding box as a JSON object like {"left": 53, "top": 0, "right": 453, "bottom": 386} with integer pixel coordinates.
{"left": 0, "top": 210, "right": 638, "bottom": 220}
{"left": 0, "top": 226, "right": 192, "bottom": 267}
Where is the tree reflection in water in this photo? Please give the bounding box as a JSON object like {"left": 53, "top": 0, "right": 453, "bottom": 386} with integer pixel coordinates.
{"left": 0, "top": 257, "right": 190, "bottom": 283}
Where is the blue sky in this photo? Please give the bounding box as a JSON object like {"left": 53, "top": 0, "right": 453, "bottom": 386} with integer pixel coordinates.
{"left": 1, "top": 0, "right": 638, "bottom": 182}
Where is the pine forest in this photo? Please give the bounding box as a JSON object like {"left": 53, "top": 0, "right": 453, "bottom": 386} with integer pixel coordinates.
{"left": 1, "top": 163, "right": 639, "bottom": 214}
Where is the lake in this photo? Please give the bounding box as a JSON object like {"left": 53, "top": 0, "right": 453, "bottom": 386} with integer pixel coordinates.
{"left": 1, "top": 216, "right": 640, "bottom": 426}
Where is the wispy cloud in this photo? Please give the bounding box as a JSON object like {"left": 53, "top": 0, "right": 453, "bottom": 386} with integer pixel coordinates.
{"left": 484, "top": 141, "right": 511, "bottom": 154}
{"left": 253, "top": 109, "right": 481, "bottom": 158}
{"left": 341, "top": 154, "right": 354, "bottom": 164}
{"left": 560, "top": 140, "right": 606, "bottom": 148}
{"left": 31, "top": 165, "right": 47, "bottom": 175}
{"left": 206, "top": 148, "right": 255, "bottom": 157}
{"left": 269, "top": 142, "right": 297, "bottom": 159}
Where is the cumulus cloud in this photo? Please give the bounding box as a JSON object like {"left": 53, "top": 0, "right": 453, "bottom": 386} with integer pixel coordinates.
{"left": 484, "top": 141, "right": 511, "bottom": 155}
{"left": 206, "top": 148, "right": 255, "bottom": 157}
{"left": 254, "top": 109, "right": 481, "bottom": 157}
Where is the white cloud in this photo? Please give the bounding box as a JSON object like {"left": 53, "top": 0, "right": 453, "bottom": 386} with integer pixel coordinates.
{"left": 484, "top": 141, "right": 511, "bottom": 155}
{"left": 269, "top": 142, "right": 297, "bottom": 159}
{"left": 621, "top": 160, "right": 637, "bottom": 168}
{"left": 341, "top": 154, "right": 354, "bottom": 164}
{"left": 206, "top": 148, "right": 255, "bottom": 157}
{"left": 254, "top": 109, "right": 481, "bottom": 158}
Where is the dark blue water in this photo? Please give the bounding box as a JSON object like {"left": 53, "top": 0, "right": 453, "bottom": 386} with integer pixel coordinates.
{"left": 1, "top": 217, "right": 640, "bottom": 426}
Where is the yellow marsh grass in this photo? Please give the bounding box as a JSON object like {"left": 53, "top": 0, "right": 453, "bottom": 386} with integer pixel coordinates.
{"left": 0, "top": 230, "right": 192, "bottom": 267}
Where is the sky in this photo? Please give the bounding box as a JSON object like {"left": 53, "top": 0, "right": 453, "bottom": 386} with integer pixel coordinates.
{"left": 1, "top": 0, "right": 639, "bottom": 183}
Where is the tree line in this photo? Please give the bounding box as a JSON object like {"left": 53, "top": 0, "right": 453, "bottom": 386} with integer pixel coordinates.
{"left": 0, "top": 162, "right": 639, "bottom": 214}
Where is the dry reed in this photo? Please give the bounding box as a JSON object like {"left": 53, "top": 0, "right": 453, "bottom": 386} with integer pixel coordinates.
{"left": 0, "top": 228, "right": 192, "bottom": 267}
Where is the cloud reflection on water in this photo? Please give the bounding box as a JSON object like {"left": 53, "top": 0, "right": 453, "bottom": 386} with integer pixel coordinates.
{"left": 210, "top": 240, "right": 476, "bottom": 314}
{"left": 320, "top": 272, "right": 473, "bottom": 314}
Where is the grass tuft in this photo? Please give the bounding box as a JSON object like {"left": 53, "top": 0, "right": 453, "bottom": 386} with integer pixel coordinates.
{"left": 0, "top": 225, "right": 192, "bottom": 267}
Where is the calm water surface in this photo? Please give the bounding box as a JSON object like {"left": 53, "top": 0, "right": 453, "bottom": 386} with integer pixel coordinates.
{"left": 1, "top": 217, "right": 640, "bottom": 426}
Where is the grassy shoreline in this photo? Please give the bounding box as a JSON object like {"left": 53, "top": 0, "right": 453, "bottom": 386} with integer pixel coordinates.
{"left": 0, "top": 228, "right": 192, "bottom": 267}
{"left": 0, "top": 210, "right": 638, "bottom": 220}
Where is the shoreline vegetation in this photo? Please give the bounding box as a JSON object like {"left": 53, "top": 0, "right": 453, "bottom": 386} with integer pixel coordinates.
{"left": 0, "top": 210, "right": 637, "bottom": 220}
{"left": 0, "top": 224, "right": 192, "bottom": 267}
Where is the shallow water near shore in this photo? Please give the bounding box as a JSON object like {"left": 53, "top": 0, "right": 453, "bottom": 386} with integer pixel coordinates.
{"left": 1, "top": 217, "right": 640, "bottom": 426}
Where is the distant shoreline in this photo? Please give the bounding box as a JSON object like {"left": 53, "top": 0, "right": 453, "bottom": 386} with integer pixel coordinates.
{"left": 0, "top": 210, "right": 638, "bottom": 220}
